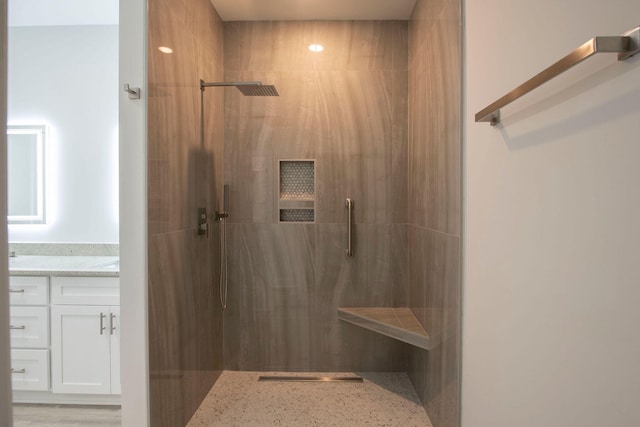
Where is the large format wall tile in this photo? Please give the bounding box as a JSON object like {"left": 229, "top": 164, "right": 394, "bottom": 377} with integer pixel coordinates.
{"left": 408, "top": 0, "right": 463, "bottom": 426}
{"left": 224, "top": 70, "right": 320, "bottom": 224}
{"left": 406, "top": 227, "right": 461, "bottom": 427}
{"left": 311, "top": 224, "right": 408, "bottom": 371}
{"left": 223, "top": 222, "right": 409, "bottom": 372}
{"left": 223, "top": 21, "right": 409, "bottom": 373}
{"left": 223, "top": 224, "right": 315, "bottom": 371}
{"left": 225, "top": 21, "right": 405, "bottom": 73}
{"left": 224, "top": 69, "right": 405, "bottom": 225}
{"left": 408, "top": 0, "right": 462, "bottom": 236}
{"left": 149, "top": 230, "right": 221, "bottom": 425}
{"left": 148, "top": 0, "right": 225, "bottom": 425}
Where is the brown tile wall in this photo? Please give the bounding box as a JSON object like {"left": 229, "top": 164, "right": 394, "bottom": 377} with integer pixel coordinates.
{"left": 147, "top": 0, "right": 225, "bottom": 425}
{"left": 407, "top": 0, "right": 463, "bottom": 426}
{"left": 223, "top": 21, "right": 409, "bottom": 372}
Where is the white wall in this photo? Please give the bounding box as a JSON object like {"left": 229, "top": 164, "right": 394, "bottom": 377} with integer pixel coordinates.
{"left": 464, "top": 1, "right": 640, "bottom": 426}
{"left": 0, "top": 1, "right": 14, "bottom": 424}
{"left": 119, "top": 0, "right": 149, "bottom": 423}
{"left": 9, "top": 0, "right": 118, "bottom": 27}
{"left": 8, "top": 25, "right": 119, "bottom": 243}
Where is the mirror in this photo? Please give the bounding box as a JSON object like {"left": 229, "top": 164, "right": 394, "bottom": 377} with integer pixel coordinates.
{"left": 7, "top": 124, "right": 46, "bottom": 224}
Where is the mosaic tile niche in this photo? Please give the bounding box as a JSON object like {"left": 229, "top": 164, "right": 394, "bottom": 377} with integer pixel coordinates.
{"left": 279, "top": 160, "right": 315, "bottom": 222}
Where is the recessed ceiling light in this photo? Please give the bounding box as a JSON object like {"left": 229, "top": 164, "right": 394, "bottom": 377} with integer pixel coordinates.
{"left": 308, "top": 44, "right": 324, "bottom": 53}
{"left": 158, "top": 46, "right": 173, "bottom": 54}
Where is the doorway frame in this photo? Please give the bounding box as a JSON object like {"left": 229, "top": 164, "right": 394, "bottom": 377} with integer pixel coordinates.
{"left": 119, "top": 0, "right": 150, "bottom": 425}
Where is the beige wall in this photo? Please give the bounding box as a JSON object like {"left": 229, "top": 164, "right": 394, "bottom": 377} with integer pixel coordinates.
{"left": 464, "top": 0, "right": 640, "bottom": 426}
{"left": 407, "top": 0, "right": 463, "bottom": 426}
{"left": 147, "top": 0, "right": 225, "bottom": 425}
{"left": 223, "top": 21, "right": 410, "bottom": 371}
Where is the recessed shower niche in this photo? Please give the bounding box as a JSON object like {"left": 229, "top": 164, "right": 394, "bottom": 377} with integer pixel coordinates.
{"left": 278, "top": 160, "right": 315, "bottom": 222}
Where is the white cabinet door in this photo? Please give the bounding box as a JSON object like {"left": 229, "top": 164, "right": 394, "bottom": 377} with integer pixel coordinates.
{"left": 109, "top": 306, "right": 120, "bottom": 395}
{"left": 51, "top": 305, "right": 111, "bottom": 394}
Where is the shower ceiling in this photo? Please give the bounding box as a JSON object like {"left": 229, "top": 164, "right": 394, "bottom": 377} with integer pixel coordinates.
{"left": 210, "top": 0, "right": 417, "bottom": 21}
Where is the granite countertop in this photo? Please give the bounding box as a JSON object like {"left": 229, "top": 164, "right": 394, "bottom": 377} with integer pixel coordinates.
{"left": 9, "top": 255, "right": 120, "bottom": 277}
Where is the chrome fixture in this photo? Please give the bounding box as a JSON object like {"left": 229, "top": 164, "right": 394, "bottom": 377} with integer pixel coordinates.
{"left": 200, "top": 80, "right": 279, "bottom": 96}
{"left": 123, "top": 83, "right": 141, "bottom": 99}
{"left": 11, "top": 368, "right": 26, "bottom": 374}
{"left": 9, "top": 325, "right": 26, "bottom": 330}
{"left": 9, "top": 289, "right": 25, "bottom": 293}
{"left": 476, "top": 25, "right": 640, "bottom": 125}
{"left": 214, "top": 183, "right": 229, "bottom": 221}
{"left": 345, "top": 198, "right": 354, "bottom": 258}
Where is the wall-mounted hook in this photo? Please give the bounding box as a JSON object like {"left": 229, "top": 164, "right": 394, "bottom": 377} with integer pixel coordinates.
{"left": 123, "top": 83, "right": 141, "bottom": 99}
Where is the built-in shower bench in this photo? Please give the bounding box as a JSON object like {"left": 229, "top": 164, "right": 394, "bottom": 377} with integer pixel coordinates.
{"left": 337, "top": 307, "right": 430, "bottom": 350}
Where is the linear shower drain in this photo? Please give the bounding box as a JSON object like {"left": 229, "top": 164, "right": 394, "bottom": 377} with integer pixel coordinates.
{"left": 258, "top": 375, "right": 363, "bottom": 382}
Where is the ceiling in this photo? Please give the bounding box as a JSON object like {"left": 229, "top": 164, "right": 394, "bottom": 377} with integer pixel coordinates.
{"left": 210, "top": 0, "right": 417, "bottom": 21}
{"left": 8, "top": 0, "right": 415, "bottom": 27}
{"left": 9, "top": 0, "right": 118, "bottom": 27}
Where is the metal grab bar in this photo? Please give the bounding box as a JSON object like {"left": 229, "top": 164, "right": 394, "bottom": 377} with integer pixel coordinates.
{"left": 345, "top": 198, "right": 354, "bottom": 258}
{"left": 476, "top": 25, "right": 640, "bottom": 126}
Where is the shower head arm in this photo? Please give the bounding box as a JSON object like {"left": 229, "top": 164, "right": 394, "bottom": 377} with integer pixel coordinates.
{"left": 200, "top": 80, "right": 263, "bottom": 90}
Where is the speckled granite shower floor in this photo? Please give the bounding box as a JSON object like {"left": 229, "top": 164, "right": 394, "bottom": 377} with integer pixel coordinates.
{"left": 187, "top": 371, "right": 431, "bottom": 426}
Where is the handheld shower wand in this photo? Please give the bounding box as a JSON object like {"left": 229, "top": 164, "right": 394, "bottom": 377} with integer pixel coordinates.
{"left": 217, "top": 185, "right": 229, "bottom": 309}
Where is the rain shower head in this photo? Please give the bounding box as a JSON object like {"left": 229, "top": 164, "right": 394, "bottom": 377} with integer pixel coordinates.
{"left": 200, "top": 80, "right": 279, "bottom": 96}
{"left": 236, "top": 84, "right": 279, "bottom": 97}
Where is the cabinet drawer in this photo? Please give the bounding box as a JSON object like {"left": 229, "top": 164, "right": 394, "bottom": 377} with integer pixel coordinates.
{"left": 9, "top": 306, "right": 49, "bottom": 348}
{"left": 11, "top": 349, "right": 50, "bottom": 391}
{"left": 9, "top": 276, "right": 48, "bottom": 306}
{"left": 51, "top": 277, "right": 120, "bottom": 306}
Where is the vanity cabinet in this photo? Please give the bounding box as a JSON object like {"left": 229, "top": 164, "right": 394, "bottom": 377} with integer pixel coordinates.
{"left": 50, "top": 277, "right": 120, "bottom": 395}
{"left": 9, "top": 276, "right": 50, "bottom": 391}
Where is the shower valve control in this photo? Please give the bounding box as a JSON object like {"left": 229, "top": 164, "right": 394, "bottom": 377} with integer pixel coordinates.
{"left": 198, "top": 208, "right": 209, "bottom": 238}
